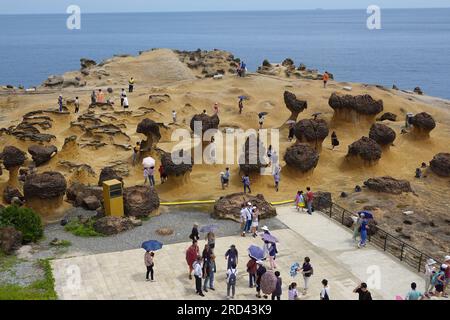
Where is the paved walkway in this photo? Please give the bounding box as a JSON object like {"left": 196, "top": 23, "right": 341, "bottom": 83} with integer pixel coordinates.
{"left": 51, "top": 206, "right": 425, "bottom": 300}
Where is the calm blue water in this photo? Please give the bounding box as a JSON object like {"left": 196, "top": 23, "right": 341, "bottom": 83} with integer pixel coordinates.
{"left": 1, "top": 9, "right": 449, "bottom": 99}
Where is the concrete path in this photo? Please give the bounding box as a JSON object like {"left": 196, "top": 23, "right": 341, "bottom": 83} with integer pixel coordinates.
{"left": 51, "top": 205, "right": 426, "bottom": 300}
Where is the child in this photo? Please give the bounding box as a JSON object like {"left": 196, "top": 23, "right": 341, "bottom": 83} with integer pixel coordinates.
{"left": 295, "top": 191, "right": 306, "bottom": 212}
{"left": 405, "top": 282, "right": 423, "bottom": 300}
{"left": 288, "top": 282, "right": 299, "bottom": 300}
{"left": 226, "top": 263, "right": 238, "bottom": 299}
{"left": 272, "top": 271, "right": 282, "bottom": 300}
{"left": 320, "top": 279, "right": 330, "bottom": 300}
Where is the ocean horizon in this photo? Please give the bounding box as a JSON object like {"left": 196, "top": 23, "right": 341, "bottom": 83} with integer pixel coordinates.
{"left": 1, "top": 8, "right": 449, "bottom": 99}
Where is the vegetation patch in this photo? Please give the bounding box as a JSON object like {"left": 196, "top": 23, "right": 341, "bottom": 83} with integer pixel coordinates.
{"left": 0, "top": 205, "right": 43, "bottom": 243}
{"left": 64, "top": 219, "right": 103, "bottom": 237}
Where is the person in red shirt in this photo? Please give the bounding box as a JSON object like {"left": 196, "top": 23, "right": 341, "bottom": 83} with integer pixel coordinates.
{"left": 186, "top": 240, "right": 200, "bottom": 280}
{"left": 159, "top": 164, "right": 168, "bottom": 184}
{"left": 323, "top": 71, "right": 330, "bottom": 88}
{"left": 306, "top": 187, "right": 314, "bottom": 215}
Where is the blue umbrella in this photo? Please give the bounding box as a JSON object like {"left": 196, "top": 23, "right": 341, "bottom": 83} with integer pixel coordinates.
{"left": 141, "top": 240, "right": 163, "bottom": 251}
{"left": 290, "top": 262, "right": 300, "bottom": 277}
{"left": 358, "top": 211, "right": 373, "bottom": 219}
{"left": 199, "top": 224, "right": 219, "bottom": 233}
{"left": 248, "top": 245, "right": 265, "bottom": 260}
{"left": 238, "top": 96, "right": 247, "bottom": 100}
{"left": 262, "top": 233, "right": 279, "bottom": 243}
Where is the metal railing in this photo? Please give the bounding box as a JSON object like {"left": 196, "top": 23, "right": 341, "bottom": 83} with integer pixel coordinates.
{"left": 320, "top": 200, "right": 442, "bottom": 274}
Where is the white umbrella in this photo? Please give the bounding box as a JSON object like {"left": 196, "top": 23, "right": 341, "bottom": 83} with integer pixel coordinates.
{"left": 142, "top": 157, "right": 155, "bottom": 168}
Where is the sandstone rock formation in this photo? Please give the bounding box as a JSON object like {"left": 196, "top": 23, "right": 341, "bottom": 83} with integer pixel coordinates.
{"left": 190, "top": 113, "right": 220, "bottom": 133}
{"left": 347, "top": 137, "right": 382, "bottom": 163}
{"left": 98, "top": 167, "right": 123, "bottom": 186}
{"left": 1, "top": 146, "right": 26, "bottom": 170}
{"left": 24, "top": 171, "right": 67, "bottom": 200}
{"left": 369, "top": 123, "right": 396, "bottom": 146}
{"left": 312, "top": 191, "right": 332, "bottom": 211}
{"left": 123, "top": 186, "right": 160, "bottom": 218}
{"left": 329, "top": 93, "right": 383, "bottom": 122}
{"left": 294, "top": 119, "right": 329, "bottom": 150}
{"left": 239, "top": 134, "right": 268, "bottom": 175}
{"left": 28, "top": 145, "right": 57, "bottom": 166}
{"left": 0, "top": 227, "right": 23, "bottom": 254}
{"left": 410, "top": 112, "right": 436, "bottom": 136}
{"left": 93, "top": 216, "right": 135, "bottom": 236}
{"left": 137, "top": 118, "right": 162, "bottom": 151}
{"left": 363, "top": 176, "right": 413, "bottom": 194}
{"left": 66, "top": 182, "right": 104, "bottom": 208}
{"left": 160, "top": 150, "right": 193, "bottom": 177}
{"left": 430, "top": 153, "right": 450, "bottom": 177}
{"left": 377, "top": 112, "right": 397, "bottom": 122}
{"left": 284, "top": 91, "right": 308, "bottom": 121}
{"left": 213, "top": 193, "right": 276, "bottom": 222}
{"left": 284, "top": 144, "right": 319, "bottom": 172}
{"left": 3, "top": 186, "right": 24, "bottom": 204}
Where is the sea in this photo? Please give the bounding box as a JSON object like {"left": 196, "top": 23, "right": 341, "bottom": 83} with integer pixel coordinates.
{"left": 0, "top": 9, "right": 449, "bottom": 99}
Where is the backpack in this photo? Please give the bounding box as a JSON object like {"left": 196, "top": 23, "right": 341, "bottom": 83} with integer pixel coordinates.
{"left": 431, "top": 271, "right": 443, "bottom": 286}
{"left": 228, "top": 269, "right": 237, "bottom": 285}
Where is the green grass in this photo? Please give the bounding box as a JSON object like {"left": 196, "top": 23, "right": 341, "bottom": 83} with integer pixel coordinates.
{"left": 0, "top": 259, "right": 57, "bottom": 300}
{"left": 0, "top": 252, "right": 22, "bottom": 272}
{"left": 51, "top": 240, "right": 72, "bottom": 247}
{"left": 64, "top": 219, "right": 103, "bottom": 237}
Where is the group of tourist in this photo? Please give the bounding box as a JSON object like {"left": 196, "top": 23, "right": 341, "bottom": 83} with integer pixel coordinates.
{"left": 239, "top": 202, "right": 261, "bottom": 238}
{"left": 294, "top": 187, "right": 314, "bottom": 214}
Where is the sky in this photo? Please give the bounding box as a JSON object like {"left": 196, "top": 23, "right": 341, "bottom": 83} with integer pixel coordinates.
{"left": 1, "top": 0, "right": 449, "bottom": 14}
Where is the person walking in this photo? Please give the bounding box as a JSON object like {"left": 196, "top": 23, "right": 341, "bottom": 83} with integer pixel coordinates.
{"left": 238, "top": 97, "right": 244, "bottom": 114}
{"left": 225, "top": 245, "right": 239, "bottom": 269}
{"left": 288, "top": 282, "right": 299, "bottom": 300}
{"left": 320, "top": 279, "right": 330, "bottom": 300}
{"left": 240, "top": 204, "right": 248, "bottom": 237}
{"left": 297, "top": 257, "right": 313, "bottom": 294}
{"left": 185, "top": 240, "right": 199, "bottom": 280}
{"left": 143, "top": 166, "right": 155, "bottom": 187}
{"left": 242, "top": 174, "right": 251, "bottom": 194}
{"left": 189, "top": 223, "right": 200, "bottom": 241}
{"left": 74, "top": 96, "right": 80, "bottom": 113}
{"left": 331, "top": 131, "right": 340, "bottom": 150}
{"left": 258, "top": 114, "right": 265, "bottom": 129}
{"left": 263, "top": 241, "right": 277, "bottom": 270}
{"left": 432, "top": 264, "right": 447, "bottom": 297}
{"left": 323, "top": 71, "right": 330, "bottom": 88}
{"left": 132, "top": 142, "right": 140, "bottom": 166}
{"left": 58, "top": 95, "right": 63, "bottom": 112}
{"left": 245, "top": 203, "right": 253, "bottom": 234}
{"left": 273, "top": 167, "right": 281, "bottom": 192}
{"left": 123, "top": 95, "right": 129, "bottom": 109}
{"left": 443, "top": 256, "right": 450, "bottom": 297}
{"left": 358, "top": 214, "right": 369, "bottom": 248}
{"left": 353, "top": 283, "right": 373, "bottom": 300}
{"left": 172, "top": 110, "right": 177, "bottom": 123}
{"left": 128, "top": 77, "right": 135, "bottom": 93}
{"left": 144, "top": 251, "right": 155, "bottom": 281}
{"left": 90, "top": 90, "right": 97, "bottom": 105}
{"left": 206, "top": 232, "right": 216, "bottom": 251}
{"left": 247, "top": 258, "right": 258, "bottom": 288}
{"left": 295, "top": 191, "right": 306, "bottom": 212}
{"left": 255, "top": 260, "right": 267, "bottom": 299}
{"left": 159, "top": 164, "right": 168, "bottom": 184}
{"left": 267, "top": 145, "right": 273, "bottom": 166}
{"left": 272, "top": 271, "right": 282, "bottom": 300}
{"left": 221, "top": 168, "right": 230, "bottom": 189}
{"left": 120, "top": 88, "right": 126, "bottom": 107}
{"left": 203, "top": 254, "right": 216, "bottom": 292}
{"left": 251, "top": 206, "right": 260, "bottom": 237}
{"left": 226, "top": 263, "right": 238, "bottom": 299}
{"left": 306, "top": 187, "right": 314, "bottom": 215}
{"left": 213, "top": 102, "right": 219, "bottom": 114}
{"left": 96, "top": 89, "right": 105, "bottom": 103}
{"left": 352, "top": 214, "right": 362, "bottom": 242}
{"left": 425, "top": 258, "right": 437, "bottom": 293}
{"left": 193, "top": 256, "right": 204, "bottom": 296}
{"left": 405, "top": 282, "right": 423, "bottom": 300}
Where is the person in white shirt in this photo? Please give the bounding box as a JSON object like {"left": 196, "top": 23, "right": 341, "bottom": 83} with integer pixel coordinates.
{"left": 245, "top": 203, "right": 253, "bottom": 234}
{"left": 120, "top": 88, "right": 126, "bottom": 106}
{"left": 123, "top": 96, "right": 129, "bottom": 109}
{"left": 240, "top": 204, "right": 248, "bottom": 237}
{"left": 193, "top": 256, "right": 204, "bottom": 296}
{"left": 172, "top": 110, "right": 177, "bottom": 123}
{"left": 226, "top": 264, "right": 238, "bottom": 299}
{"left": 425, "top": 258, "right": 437, "bottom": 293}
{"left": 320, "top": 279, "right": 330, "bottom": 300}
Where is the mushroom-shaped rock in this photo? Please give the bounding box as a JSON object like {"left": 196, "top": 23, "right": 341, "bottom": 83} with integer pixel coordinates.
{"left": 1, "top": 146, "right": 26, "bottom": 170}
{"left": 329, "top": 93, "right": 383, "bottom": 121}
{"left": 239, "top": 134, "right": 268, "bottom": 175}
{"left": 347, "top": 137, "right": 382, "bottom": 163}
{"left": 369, "top": 123, "right": 396, "bottom": 146}
{"left": 3, "top": 186, "right": 24, "bottom": 205}
{"left": 410, "top": 112, "right": 436, "bottom": 135}
{"left": 430, "top": 153, "right": 450, "bottom": 177}
{"left": 98, "top": 167, "right": 123, "bottom": 186}
{"left": 294, "top": 119, "right": 329, "bottom": 150}
{"left": 377, "top": 112, "right": 397, "bottom": 122}
{"left": 213, "top": 193, "right": 276, "bottom": 222}
{"left": 137, "top": 118, "right": 162, "bottom": 150}
{"left": 28, "top": 145, "right": 57, "bottom": 166}
{"left": 284, "top": 91, "right": 307, "bottom": 121}
{"left": 123, "top": 186, "right": 160, "bottom": 218}
{"left": 284, "top": 143, "right": 319, "bottom": 172}
{"left": 24, "top": 171, "right": 67, "bottom": 200}
{"left": 160, "top": 150, "right": 193, "bottom": 177}
{"left": 363, "top": 176, "right": 412, "bottom": 194}
{"left": 190, "top": 113, "right": 220, "bottom": 133}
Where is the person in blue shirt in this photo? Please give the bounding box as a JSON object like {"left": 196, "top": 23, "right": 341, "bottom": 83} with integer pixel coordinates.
{"left": 358, "top": 214, "right": 369, "bottom": 248}
{"left": 242, "top": 173, "right": 251, "bottom": 194}
{"left": 405, "top": 282, "right": 423, "bottom": 300}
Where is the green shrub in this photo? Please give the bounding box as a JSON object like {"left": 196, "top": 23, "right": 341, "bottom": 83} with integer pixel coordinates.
{"left": 0, "top": 206, "right": 43, "bottom": 243}
{"left": 64, "top": 219, "right": 103, "bottom": 237}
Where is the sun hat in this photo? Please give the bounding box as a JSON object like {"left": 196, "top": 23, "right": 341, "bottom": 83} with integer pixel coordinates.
{"left": 261, "top": 226, "right": 269, "bottom": 231}
{"left": 441, "top": 264, "right": 448, "bottom": 270}
{"left": 427, "top": 258, "right": 437, "bottom": 265}
{"left": 444, "top": 255, "right": 450, "bottom": 261}
{"left": 256, "top": 260, "right": 263, "bottom": 265}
